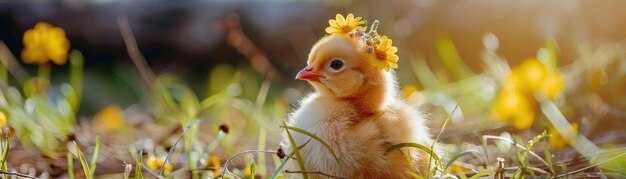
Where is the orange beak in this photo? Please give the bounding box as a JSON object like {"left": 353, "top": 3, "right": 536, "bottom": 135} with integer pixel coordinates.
{"left": 296, "top": 66, "right": 324, "bottom": 82}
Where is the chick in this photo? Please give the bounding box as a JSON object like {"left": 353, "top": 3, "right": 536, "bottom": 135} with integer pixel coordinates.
{"left": 282, "top": 14, "right": 435, "bottom": 178}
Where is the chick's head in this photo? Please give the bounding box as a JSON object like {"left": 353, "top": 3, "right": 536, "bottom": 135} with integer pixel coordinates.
{"left": 296, "top": 34, "right": 385, "bottom": 99}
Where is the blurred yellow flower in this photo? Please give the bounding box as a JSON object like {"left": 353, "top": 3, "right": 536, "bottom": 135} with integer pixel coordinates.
{"left": 325, "top": 14, "right": 365, "bottom": 35}
{"left": 244, "top": 160, "right": 253, "bottom": 177}
{"left": 492, "top": 88, "right": 535, "bottom": 129}
{"left": 206, "top": 155, "right": 222, "bottom": 176}
{"left": 21, "top": 22, "right": 70, "bottom": 65}
{"left": 509, "top": 58, "right": 564, "bottom": 99}
{"left": 548, "top": 123, "right": 578, "bottom": 149}
{"left": 0, "top": 111, "right": 7, "bottom": 127}
{"left": 146, "top": 155, "right": 173, "bottom": 174}
{"left": 402, "top": 85, "right": 418, "bottom": 99}
{"left": 514, "top": 59, "right": 547, "bottom": 92}
{"left": 540, "top": 72, "right": 564, "bottom": 99}
{"left": 492, "top": 58, "right": 564, "bottom": 129}
{"left": 369, "top": 36, "right": 399, "bottom": 72}
{"left": 93, "top": 106, "right": 125, "bottom": 132}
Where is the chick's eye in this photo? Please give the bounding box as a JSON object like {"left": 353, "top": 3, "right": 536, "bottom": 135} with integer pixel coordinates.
{"left": 329, "top": 59, "right": 344, "bottom": 70}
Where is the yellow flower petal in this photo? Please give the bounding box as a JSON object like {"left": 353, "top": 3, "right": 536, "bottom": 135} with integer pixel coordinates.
{"left": 146, "top": 155, "right": 173, "bottom": 174}
{"left": 0, "top": 111, "right": 7, "bottom": 127}
{"left": 388, "top": 46, "right": 398, "bottom": 54}
{"left": 206, "top": 155, "right": 222, "bottom": 176}
{"left": 335, "top": 14, "right": 346, "bottom": 25}
{"left": 93, "top": 106, "right": 125, "bottom": 132}
{"left": 325, "top": 14, "right": 365, "bottom": 35}
{"left": 346, "top": 14, "right": 354, "bottom": 25}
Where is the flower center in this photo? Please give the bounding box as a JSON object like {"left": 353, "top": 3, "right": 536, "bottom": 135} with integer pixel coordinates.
{"left": 376, "top": 50, "right": 387, "bottom": 60}
{"left": 340, "top": 25, "right": 353, "bottom": 33}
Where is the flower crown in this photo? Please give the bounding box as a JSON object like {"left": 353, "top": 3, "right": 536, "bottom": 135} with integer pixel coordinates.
{"left": 325, "top": 14, "right": 399, "bottom": 72}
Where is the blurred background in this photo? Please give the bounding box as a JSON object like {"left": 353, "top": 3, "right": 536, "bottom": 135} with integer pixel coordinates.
{"left": 0, "top": 0, "right": 625, "bottom": 178}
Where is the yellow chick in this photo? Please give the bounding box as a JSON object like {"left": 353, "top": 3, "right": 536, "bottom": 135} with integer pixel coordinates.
{"left": 283, "top": 14, "right": 434, "bottom": 178}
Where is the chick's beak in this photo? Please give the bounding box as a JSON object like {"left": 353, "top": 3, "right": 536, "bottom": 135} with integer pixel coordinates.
{"left": 296, "top": 66, "right": 324, "bottom": 82}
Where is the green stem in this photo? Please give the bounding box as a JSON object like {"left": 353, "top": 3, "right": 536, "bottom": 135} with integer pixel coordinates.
{"left": 183, "top": 122, "right": 199, "bottom": 179}
{"left": 38, "top": 63, "right": 51, "bottom": 82}
{"left": 69, "top": 50, "right": 84, "bottom": 112}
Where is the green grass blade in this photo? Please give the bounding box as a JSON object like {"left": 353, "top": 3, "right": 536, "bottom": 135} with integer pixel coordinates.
{"left": 135, "top": 150, "right": 143, "bottom": 179}
{"left": 89, "top": 136, "right": 101, "bottom": 177}
{"left": 430, "top": 104, "right": 458, "bottom": 176}
{"left": 249, "top": 159, "right": 256, "bottom": 179}
{"left": 281, "top": 126, "right": 343, "bottom": 172}
{"left": 282, "top": 122, "right": 307, "bottom": 179}
{"left": 540, "top": 99, "right": 603, "bottom": 158}
{"left": 160, "top": 119, "right": 200, "bottom": 176}
{"left": 0, "top": 131, "right": 10, "bottom": 179}
{"left": 435, "top": 34, "right": 475, "bottom": 80}
{"left": 0, "top": 131, "right": 10, "bottom": 172}
{"left": 482, "top": 135, "right": 550, "bottom": 167}
{"left": 468, "top": 168, "right": 494, "bottom": 179}
{"left": 68, "top": 152, "right": 74, "bottom": 179}
{"left": 434, "top": 104, "right": 458, "bottom": 142}
{"left": 73, "top": 141, "right": 92, "bottom": 179}
{"left": 543, "top": 140, "right": 555, "bottom": 175}
{"left": 385, "top": 143, "right": 442, "bottom": 168}
{"left": 443, "top": 150, "right": 480, "bottom": 171}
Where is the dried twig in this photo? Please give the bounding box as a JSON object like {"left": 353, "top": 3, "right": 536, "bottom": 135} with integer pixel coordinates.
{"left": 221, "top": 150, "right": 287, "bottom": 179}
{"left": 284, "top": 170, "right": 348, "bottom": 179}
{"left": 117, "top": 15, "right": 157, "bottom": 85}
{"left": 223, "top": 13, "right": 281, "bottom": 81}
{"left": 159, "top": 120, "right": 201, "bottom": 176}
{"left": 0, "top": 171, "right": 37, "bottom": 179}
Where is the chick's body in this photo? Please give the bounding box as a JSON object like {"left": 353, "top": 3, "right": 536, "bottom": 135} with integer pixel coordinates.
{"left": 284, "top": 35, "right": 434, "bottom": 178}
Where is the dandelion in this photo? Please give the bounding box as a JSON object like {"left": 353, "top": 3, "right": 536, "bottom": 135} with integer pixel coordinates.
{"left": 368, "top": 36, "right": 399, "bottom": 71}
{"left": 146, "top": 155, "right": 173, "bottom": 174}
{"left": 548, "top": 123, "right": 579, "bottom": 149}
{"left": 21, "top": 22, "right": 70, "bottom": 65}
{"left": 92, "top": 106, "right": 125, "bottom": 132}
{"left": 325, "top": 14, "right": 365, "bottom": 35}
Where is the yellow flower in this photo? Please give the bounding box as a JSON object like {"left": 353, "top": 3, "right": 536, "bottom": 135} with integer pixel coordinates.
{"left": 511, "top": 58, "right": 564, "bottom": 99}
{"left": 548, "top": 123, "right": 578, "bottom": 149}
{"left": 325, "top": 14, "right": 365, "bottom": 35}
{"left": 146, "top": 155, "right": 173, "bottom": 174}
{"left": 515, "top": 59, "right": 547, "bottom": 92}
{"left": 93, "top": 106, "right": 125, "bottom": 132}
{"left": 492, "top": 88, "right": 535, "bottom": 129}
{"left": 21, "top": 22, "right": 70, "bottom": 65}
{"left": 206, "top": 155, "right": 222, "bottom": 176}
{"left": 0, "top": 111, "right": 7, "bottom": 127}
{"left": 369, "top": 36, "right": 399, "bottom": 71}
{"left": 492, "top": 58, "right": 565, "bottom": 129}
{"left": 540, "top": 72, "right": 564, "bottom": 99}
{"left": 402, "top": 85, "right": 418, "bottom": 99}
